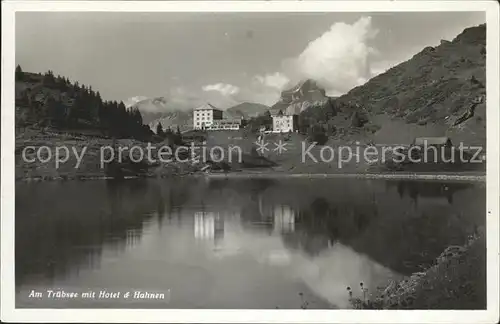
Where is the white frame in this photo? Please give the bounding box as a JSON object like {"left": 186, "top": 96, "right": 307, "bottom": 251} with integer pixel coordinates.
{"left": 2, "top": 1, "right": 499, "bottom": 323}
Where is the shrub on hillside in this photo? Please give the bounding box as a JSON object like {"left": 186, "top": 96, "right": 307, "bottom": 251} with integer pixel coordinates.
{"left": 351, "top": 111, "right": 369, "bottom": 127}
{"left": 307, "top": 125, "right": 329, "bottom": 145}
{"left": 15, "top": 65, "right": 24, "bottom": 81}
{"left": 364, "top": 124, "right": 381, "bottom": 134}
{"left": 246, "top": 111, "right": 272, "bottom": 132}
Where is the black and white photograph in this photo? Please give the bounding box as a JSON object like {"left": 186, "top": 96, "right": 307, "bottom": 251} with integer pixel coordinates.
{"left": 1, "top": 1, "right": 499, "bottom": 323}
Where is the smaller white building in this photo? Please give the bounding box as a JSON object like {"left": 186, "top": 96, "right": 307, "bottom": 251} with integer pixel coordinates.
{"left": 273, "top": 205, "right": 295, "bottom": 234}
{"left": 271, "top": 110, "right": 298, "bottom": 133}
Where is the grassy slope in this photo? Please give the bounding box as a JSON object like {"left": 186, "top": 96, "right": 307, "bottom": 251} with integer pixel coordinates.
{"left": 15, "top": 128, "right": 200, "bottom": 180}
{"left": 205, "top": 131, "right": 485, "bottom": 175}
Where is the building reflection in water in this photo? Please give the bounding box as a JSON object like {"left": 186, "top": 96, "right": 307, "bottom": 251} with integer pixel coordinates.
{"left": 272, "top": 205, "right": 295, "bottom": 234}
{"left": 194, "top": 211, "right": 225, "bottom": 246}
{"left": 125, "top": 229, "right": 142, "bottom": 248}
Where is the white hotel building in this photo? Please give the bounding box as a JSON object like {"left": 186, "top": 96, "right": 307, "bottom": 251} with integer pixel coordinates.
{"left": 193, "top": 103, "right": 242, "bottom": 131}
{"left": 193, "top": 103, "right": 223, "bottom": 130}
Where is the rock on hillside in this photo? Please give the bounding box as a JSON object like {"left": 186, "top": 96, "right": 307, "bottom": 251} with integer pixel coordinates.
{"left": 271, "top": 79, "right": 329, "bottom": 115}
{"left": 331, "top": 24, "right": 486, "bottom": 146}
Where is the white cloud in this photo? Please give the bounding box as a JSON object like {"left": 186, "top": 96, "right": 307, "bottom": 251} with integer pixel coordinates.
{"left": 168, "top": 86, "right": 238, "bottom": 110}
{"left": 287, "top": 16, "right": 378, "bottom": 95}
{"left": 202, "top": 83, "right": 240, "bottom": 96}
{"left": 127, "top": 84, "right": 243, "bottom": 113}
{"left": 235, "top": 88, "right": 281, "bottom": 107}
{"left": 134, "top": 17, "right": 380, "bottom": 109}
{"left": 242, "top": 16, "right": 379, "bottom": 101}
{"left": 124, "top": 96, "right": 148, "bottom": 108}
{"left": 254, "top": 72, "right": 290, "bottom": 90}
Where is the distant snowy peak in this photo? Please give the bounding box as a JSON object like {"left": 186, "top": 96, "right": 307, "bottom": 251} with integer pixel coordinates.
{"left": 128, "top": 96, "right": 170, "bottom": 112}
{"left": 148, "top": 111, "right": 193, "bottom": 134}
{"left": 124, "top": 96, "right": 148, "bottom": 108}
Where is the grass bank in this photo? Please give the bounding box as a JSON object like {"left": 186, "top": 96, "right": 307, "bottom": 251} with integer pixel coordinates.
{"left": 349, "top": 233, "right": 486, "bottom": 309}
{"left": 15, "top": 128, "right": 486, "bottom": 183}
{"left": 15, "top": 128, "right": 201, "bottom": 181}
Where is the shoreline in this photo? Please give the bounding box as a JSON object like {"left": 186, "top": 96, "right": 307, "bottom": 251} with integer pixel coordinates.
{"left": 16, "top": 171, "right": 486, "bottom": 183}
{"left": 204, "top": 171, "right": 486, "bottom": 182}
{"left": 15, "top": 128, "right": 487, "bottom": 184}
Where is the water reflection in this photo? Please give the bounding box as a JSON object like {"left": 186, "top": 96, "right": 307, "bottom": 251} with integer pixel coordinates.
{"left": 387, "top": 180, "right": 475, "bottom": 206}
{"left": 273, "top": 205, "right": 295, "bottom": 234}
{"left": 15, "top": 178, "right": 484, "bottom": 308}
{"left": 194, "top": 212, "right": 225, "bottom": 245}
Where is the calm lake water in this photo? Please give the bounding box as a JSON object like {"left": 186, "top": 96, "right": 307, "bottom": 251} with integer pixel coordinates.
{"left": 15, "top": 177, "right": 485, "bottom": 309}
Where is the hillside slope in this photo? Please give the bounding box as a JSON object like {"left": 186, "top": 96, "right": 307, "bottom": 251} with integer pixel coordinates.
{"left": 307, "top": 24, "right": 486, "bottom": 147}
{"left": 148, "top": 111, "right": 193, "bottom": 133}
{"left": 15, "top": 70, "right": 151, "bottom": 140}
{"left": 226, "top": 102, "right": 269, "bottom": 119}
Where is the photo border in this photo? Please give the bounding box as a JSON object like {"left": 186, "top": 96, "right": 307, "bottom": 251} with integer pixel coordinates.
{"left": 2, "top": 1, "right": 499, "bottom": 323}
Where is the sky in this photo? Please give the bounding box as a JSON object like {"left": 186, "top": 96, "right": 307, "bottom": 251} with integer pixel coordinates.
{"left": 16, "top": 11, "right": 485, "bottom": 111}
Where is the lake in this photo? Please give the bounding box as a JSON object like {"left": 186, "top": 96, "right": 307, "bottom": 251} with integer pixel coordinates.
{"left": 15, "top": 177, "right": 485, "bottom": 309}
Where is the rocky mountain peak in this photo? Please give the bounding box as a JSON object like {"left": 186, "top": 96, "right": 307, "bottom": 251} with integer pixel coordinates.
{"left": 271, "top": 79, "right": 328, "bottom": 115}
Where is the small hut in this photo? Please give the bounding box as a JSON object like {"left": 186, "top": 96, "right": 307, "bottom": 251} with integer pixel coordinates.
{"left": 410, "top": 137, "right": 454, "bottom": 164}
{"left": 412, "top": 137, "right": 453, "bottom": 148}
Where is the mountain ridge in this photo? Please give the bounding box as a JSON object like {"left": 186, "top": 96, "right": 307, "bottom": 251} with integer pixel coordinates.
{"left": 301, "top": 23, "right": 486, "bottom": 146}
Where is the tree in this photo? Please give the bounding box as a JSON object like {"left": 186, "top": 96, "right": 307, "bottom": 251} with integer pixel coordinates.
{"left": 156, "top": 123, "right": 164, "bottom": 137}
{"left": 48, "top": 99, "right": 67, "bottom": 128}
{"left": 326, "top": 119, "right": 337, "bottom": 135}
{"left": 132, "top": 108, "right": 143, "bottom": 125}
{"left": 43, "top": 70, "right": 56, "bottom": 87}
{"left": 15, "top": 65, "right": 24, "bottom": 81}
{"left": 351, "top": 110, "right": 368, "bottom": 128}
{"left": 247, "top": 111, "right": 273, "bottom": 132}
{"left": 307, "top": 125, "right": 328, "bottom": 145}
{"left": 174, "top": 125, "right": 183, "bottom": 145}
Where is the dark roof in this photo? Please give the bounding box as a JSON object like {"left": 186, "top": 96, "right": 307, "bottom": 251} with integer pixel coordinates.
{"left": 195, "top": 103, "right": 221, "bottom": 111}
{"left": 269, "top": 108, "right": 283, "bottom": 116}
